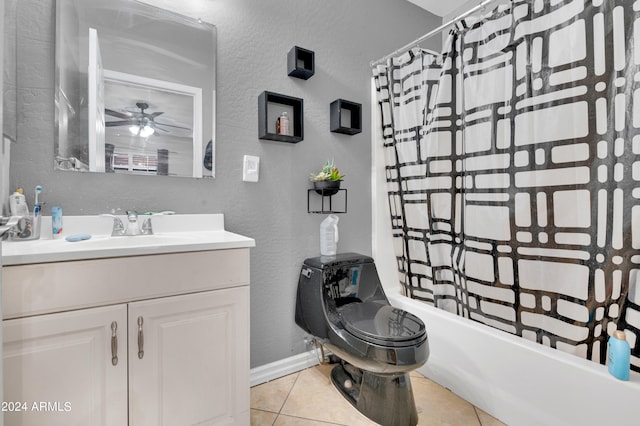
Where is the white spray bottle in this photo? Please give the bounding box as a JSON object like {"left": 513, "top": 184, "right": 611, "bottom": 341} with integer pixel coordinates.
{"left": 320, "top": 214, "right": 339, "bottom": 256}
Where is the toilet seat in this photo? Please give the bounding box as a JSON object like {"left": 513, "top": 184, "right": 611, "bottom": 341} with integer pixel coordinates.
{"left": 339, "top": 302, "right": 426, "bottom": 347}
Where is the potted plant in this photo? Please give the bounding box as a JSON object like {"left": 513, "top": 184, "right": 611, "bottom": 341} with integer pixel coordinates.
{"left": 309, "top": 159, "right": 345, "bottom": 196}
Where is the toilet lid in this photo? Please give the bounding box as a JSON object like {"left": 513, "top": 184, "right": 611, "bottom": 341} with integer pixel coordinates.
{"left": 340, "top": 302, "right": 426, "bottom": 345}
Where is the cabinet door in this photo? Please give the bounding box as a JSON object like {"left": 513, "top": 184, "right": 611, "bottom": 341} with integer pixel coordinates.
{"left": 129, "top": 287, "right": 249, "bottom": 426}
{"left": 3, "top": 305, "right": 128, "bottom": 426}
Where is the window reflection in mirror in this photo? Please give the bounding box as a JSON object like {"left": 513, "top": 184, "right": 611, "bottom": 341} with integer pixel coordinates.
{"left": 55, "top": 0, "right": 216, "bottom": 178}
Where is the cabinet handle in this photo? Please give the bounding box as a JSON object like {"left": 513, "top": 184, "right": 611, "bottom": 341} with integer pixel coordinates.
{"left": 137, "top": 316, "right": 144, "bottom": 359}
{"left": 111, "top": 321, "right": 118, "bottom": 366}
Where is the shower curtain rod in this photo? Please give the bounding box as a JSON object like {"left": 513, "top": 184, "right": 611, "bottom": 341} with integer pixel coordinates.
{"left": 370, "top": 0, "right": 502, "bottom": 66}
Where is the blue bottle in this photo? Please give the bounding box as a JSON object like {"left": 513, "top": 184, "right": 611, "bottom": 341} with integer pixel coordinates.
{"left": 608, "top": 330, "right": 630, "bottom": 381}
{"left": 52, "top": 206, "right": 63, "bottom": 238}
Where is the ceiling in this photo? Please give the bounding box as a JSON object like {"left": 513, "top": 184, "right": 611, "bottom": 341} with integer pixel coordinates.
{"left": 406, "top": 0, "right": 471, "bottom": 17}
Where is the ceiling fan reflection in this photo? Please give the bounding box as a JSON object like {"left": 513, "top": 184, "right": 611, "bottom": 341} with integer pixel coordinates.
{"left": 105, "top": 102, "right": 191, "bottom": 137}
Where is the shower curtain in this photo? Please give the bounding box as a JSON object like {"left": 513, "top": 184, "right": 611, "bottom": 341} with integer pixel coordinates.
{"left": 373, "top": 0, "right": 640, "bottom": 370}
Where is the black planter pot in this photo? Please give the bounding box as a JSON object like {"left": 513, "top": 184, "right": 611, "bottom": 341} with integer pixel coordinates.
{"left": 313, "top": 180, "right": 341, "bottom": 196}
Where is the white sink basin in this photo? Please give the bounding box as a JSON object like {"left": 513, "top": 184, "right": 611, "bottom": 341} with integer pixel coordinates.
{"left": 66, "top": 232, "right": 204, "bottom": 247}
{"left": 2, "top": 214, "right": 255, "bottom": 265}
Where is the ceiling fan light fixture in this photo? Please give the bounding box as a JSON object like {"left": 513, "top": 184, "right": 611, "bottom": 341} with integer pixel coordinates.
{"left": 141, "top": 125, "right": 155, "bottom": 137}
{"left": 129, "top": 124, "right": 155, "bottom": 137}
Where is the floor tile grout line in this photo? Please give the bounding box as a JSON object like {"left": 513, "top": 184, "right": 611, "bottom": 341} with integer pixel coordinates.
{"left": 473, "top": 406, "right": 483, "bottom": 426}
{"left": 254, "top": 364, "right": 503, "bottom": 426}
{"left": 272, "top": 368, "right": 305, "bottom": 424}
{"left": 274, "top": 412, "right": 350, "bottom": 426}
{"left": 282, "top": 367, "right": 401, "bottom": 426}
{"left": 414, "top": 374, "right": 487, "bottom": 425}
{"left": 248, "top": 369, "right": 305, "bottom": 425}
{"left": 273, "top": 366, "right": 357, "bottom": 426}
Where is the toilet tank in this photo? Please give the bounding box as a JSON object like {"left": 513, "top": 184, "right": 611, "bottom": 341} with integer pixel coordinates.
{"left": 295, "top": 253, "right": 388, "bottom": 338}
{"left": 295, "top": 261, "right": 329, "bottom": 338}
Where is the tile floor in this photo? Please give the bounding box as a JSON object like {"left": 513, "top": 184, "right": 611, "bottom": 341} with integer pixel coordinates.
{"left": 250, "top": 364, "right": 506, "bottom": 426}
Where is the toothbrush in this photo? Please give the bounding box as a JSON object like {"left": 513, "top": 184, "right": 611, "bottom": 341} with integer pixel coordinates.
{"left": 34, "top": 185, "right": 42, "bottom": 207}
{"left": 34, "top": 185, "right": 42, "bottom": 216}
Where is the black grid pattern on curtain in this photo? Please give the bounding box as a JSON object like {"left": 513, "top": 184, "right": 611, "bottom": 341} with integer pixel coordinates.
{"left": 373, "top": 0, "right": 640, "bottom": 370}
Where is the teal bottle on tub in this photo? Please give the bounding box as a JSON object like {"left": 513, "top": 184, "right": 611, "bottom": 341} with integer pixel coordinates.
{"left": 608, "top": 330, "right": 630, "bottom": 381}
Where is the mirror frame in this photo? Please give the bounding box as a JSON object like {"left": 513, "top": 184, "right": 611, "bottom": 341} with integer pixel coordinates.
{"left": 53, "top": 0, "right": 216, "bottom": 178}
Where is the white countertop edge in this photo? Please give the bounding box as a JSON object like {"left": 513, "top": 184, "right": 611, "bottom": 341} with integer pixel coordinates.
{"left": 1, "top": 214, "right": 255, "bottom": 266}
{"left": 4, "top": 243, "right": 255, "bottom": 266}
{"left": 3, "top": 234, "right": 255, "bottom": 266}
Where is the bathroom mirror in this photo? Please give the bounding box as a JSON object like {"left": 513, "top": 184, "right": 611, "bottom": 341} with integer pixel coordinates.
{"left": 3, "top": 0, "right": 17, "bottom": 146}
{"left": 55, "top": 0, "right": 216, "bottom": 178}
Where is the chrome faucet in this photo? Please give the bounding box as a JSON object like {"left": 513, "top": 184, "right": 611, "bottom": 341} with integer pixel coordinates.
{"left": 100, "top": 214, "right": 127, "bottom": 236}
{"left": 100, "top": 212, "right": 142, "bottom": 236}
{"left": 138, "top": 211, "right": 175, "bottom": 235}
{"left": 140, "top": 216, "right": 154, "bottom": 235}
{"left": 100, "top": 210, "right": 174, "bottom": 236}
{"left": 126, "top": 211, "right": 140, "bottom": 236}
{"left": 2, "top": 213, "right": 41, "bottom": 241}
{"left": 0, "top": 216, "right": 22, "bottom": 240}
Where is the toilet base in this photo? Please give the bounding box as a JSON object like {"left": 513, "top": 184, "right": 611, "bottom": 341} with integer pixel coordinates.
{"left": 330, "top": 362, "right": 418, "bottom": 426}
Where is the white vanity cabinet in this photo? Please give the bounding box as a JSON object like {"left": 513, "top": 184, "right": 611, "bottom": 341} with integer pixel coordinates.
{"left": 3, "top": 305, "right": 129, "bottom": 425}
{"left": 2, "top": 245, "right": 251, "bottom": 426}
{"left": 128, "top": 287, "right": 249, "bottom": 425}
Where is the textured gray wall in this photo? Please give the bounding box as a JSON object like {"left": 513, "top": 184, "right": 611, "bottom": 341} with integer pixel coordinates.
{"left": 8, "top": 0, "right": 439, "bottom": 367}
{"left": 1, "top": 0, "right": 5, "bottom": 212}
{"left": 0, "top": 0, "right": 5, "bottom": 411}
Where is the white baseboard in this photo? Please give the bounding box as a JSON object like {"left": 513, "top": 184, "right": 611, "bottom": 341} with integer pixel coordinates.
{"left": 250, "top": 350, "right": 320, "bottom": 387}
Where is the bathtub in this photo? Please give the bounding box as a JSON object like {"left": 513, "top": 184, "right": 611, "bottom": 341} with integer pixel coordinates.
{"left": 387, "top": 292, "right": 640, "bottom": 426}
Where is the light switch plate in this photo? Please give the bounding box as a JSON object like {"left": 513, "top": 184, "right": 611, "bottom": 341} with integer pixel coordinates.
{"left": 243, "top": 155, "right": 260, "bottom": 182}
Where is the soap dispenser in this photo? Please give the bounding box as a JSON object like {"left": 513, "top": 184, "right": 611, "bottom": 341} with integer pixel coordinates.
{"left": 9, "top": 188, "right": 29, "bottom": 217}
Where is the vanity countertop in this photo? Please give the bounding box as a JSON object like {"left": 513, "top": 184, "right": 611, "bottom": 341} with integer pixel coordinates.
{"left": 1, "top": 214, "right": 255, "bottom": 266}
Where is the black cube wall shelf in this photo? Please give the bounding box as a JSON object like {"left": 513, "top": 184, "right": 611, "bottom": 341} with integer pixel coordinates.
{"left": 288, "top": 46, "right": 315, "bottom": 80}
{"left": 258, "top": 91, "right": 304, "bottom": 143}
{"left": 330, "top": 99, "right": 362, "bottom": 135}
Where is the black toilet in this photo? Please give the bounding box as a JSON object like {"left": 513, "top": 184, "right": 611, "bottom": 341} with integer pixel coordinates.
{"left": 295, "top": 253, "right": 429, "bottom": 426}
